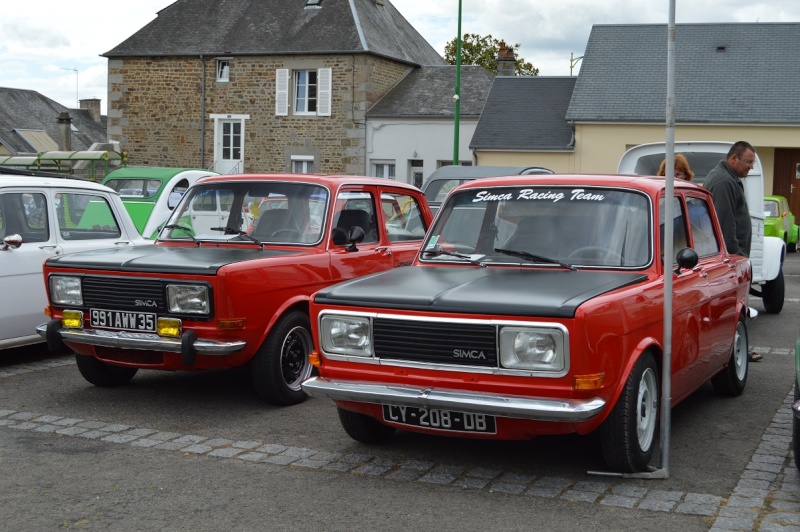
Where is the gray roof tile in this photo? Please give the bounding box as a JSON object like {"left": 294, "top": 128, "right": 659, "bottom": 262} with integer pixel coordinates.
{"left": 0, "top": 87, "right": 107, "bottom": 154}
{"left": 104, "top": 0, "right": 445, "bottom": 66}
{"left": 367, "top": 65, "right": 494, "bottom": 118}
{"left": 566, "top": 23, "right": 800, "bottom": 123}
{"left": 470, "top": 76, "right": 576, "bottom": 150}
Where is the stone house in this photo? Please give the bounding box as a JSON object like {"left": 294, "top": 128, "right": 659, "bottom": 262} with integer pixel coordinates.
{"left": 103, "top": 0, "right": 445, "bottom": 175}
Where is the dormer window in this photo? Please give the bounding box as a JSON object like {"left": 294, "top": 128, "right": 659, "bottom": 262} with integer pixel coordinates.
{"left": 216, "top": 59, "right": 230, "bottom": 82}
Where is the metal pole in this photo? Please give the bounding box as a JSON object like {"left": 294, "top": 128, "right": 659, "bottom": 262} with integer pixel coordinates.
{"left": 452, "top": 0, "right": 462, "bottom": 165}
{"left": 60, "top": 67, "right": 79, "bottom": 107}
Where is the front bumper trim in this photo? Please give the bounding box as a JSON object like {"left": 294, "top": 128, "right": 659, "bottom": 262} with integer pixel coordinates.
{"left": 302, "top": 376, "right": 605, "bottom": 422}
{"left": 36, "top": 323, "right": 245, "bottom": 356}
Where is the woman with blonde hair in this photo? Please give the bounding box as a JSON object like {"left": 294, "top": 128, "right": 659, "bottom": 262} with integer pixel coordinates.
{"left": 657, "top": 153, "right": 695, "bottom": 181}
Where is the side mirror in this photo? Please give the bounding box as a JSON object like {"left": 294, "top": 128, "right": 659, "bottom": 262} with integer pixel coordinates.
{"left": 167, "top": 191, "right": 183, "bottom": 210}
{"left": 1, "top": 234, "right": 23, "bottom": 251}
{"left": 345, "top": 226, "right": 366, "bottom": 252}
{"left": 674, "top": 247, "right": 699, "bottom": 275}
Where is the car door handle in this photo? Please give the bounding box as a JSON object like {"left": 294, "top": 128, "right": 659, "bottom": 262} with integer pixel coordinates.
{"left": 375, "top": 246, "right": 392, "bottom": 256}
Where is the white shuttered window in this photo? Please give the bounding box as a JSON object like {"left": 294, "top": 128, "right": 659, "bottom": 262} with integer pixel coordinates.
{"left": 275, "top": 68, "right": 332, "bottom": 117}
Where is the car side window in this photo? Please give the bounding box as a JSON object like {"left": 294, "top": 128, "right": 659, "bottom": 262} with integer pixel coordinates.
{"left": 332, "top": 191, "right": 378, "bottom": 245}
{"left": 381, "top": 192, "right": 428, "bottom": 242}
{"left": 56, "top": 192, "right": 121, "bottom": 240}
{"left": 686, "top": 196, "right": 720, "bottom": 257}
{"left": 0, "top": 192, "right": 49, "bottom": 243}
{"left": 659, "top": 196, "right": 689, "bottom": 264}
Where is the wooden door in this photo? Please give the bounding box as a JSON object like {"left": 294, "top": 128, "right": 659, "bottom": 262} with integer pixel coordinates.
{"left": 773, "top": 148, "right": 800, "bottom": 217}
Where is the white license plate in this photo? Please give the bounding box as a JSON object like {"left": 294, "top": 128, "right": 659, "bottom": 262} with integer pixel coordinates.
{"left": 90, "top": 309, "right": 156, "bottom": 332}
{"left": 382, "top": 405, "right": 497, "bottom": 434}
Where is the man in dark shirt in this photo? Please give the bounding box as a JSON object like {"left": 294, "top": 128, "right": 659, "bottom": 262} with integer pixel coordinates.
{"left": 704, "top": 141, "right": 755, "bottom": 257}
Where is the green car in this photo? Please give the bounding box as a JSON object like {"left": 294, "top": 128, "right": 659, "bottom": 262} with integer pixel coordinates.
{"left": 764, "top": 195, "right": 798, "bottom": 252}
{"left": 101, "top": 167, "right": 218, "bottom": 239}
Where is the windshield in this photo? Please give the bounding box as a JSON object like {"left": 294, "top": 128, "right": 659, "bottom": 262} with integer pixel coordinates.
{"left": 162, "top": 181, "right": 329, "bottom": 244}
{"left": 105, "top": 178, "right": 163, "bottom": 199}
{"left": 422, "top": 186, "right": 651, "bottom": 268}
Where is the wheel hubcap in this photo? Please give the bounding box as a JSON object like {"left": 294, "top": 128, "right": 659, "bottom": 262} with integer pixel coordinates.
{"left": 281, "top": 326, "right": 312, "bottom": 391}
{"left": 637, "top": 367, "right": 658, "bottom": 450}
{"left": 733, "top": 321, "right": 747, "bottom": 380}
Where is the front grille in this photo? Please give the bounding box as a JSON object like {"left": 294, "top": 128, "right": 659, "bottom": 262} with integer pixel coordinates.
{"left": 373, "top": 318, "right": 497, "bottom": 367}
{"left": 83, "top": 276, "right": 166, "bottom": 311}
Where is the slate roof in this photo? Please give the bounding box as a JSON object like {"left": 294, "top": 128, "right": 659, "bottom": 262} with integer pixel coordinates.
{"left": 470, "top": 77, "right": 577, "bottom": 151}
{"left": 0, "top": 88, "right": 107, "bottom": 155}
{"left": 104, "top": 0, "right": 445, "bottom": 66}
{"left": 566, "top": 23, "right": 800, "bottom": 124}
{"left": 367, "top": 66, "right": 494, "bottom": 118}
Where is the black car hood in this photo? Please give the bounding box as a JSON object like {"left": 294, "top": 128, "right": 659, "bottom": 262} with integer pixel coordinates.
{"left": 45, "top": 245, "right": 303, "bottom": 275}
{"left": 315, "top": 266, "right": 648, "bottom": 318}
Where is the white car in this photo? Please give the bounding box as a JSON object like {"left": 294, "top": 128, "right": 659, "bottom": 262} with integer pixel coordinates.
{"left": 0, "top": 171, "right": 149, "bottom": 349}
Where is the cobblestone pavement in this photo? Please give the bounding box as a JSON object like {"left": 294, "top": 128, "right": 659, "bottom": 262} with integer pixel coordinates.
{"left": 1, "top": 349, "right": 798, "bottom": 531}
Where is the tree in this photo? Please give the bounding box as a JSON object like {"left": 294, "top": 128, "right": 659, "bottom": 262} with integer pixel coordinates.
{"left": 444, "top": 33, "right": 539, "bottom": 76}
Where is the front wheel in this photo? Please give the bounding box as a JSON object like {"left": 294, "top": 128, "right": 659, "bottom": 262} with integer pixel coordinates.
{"left": 250, "top": 311, "right": 313, "bottom": 406}
{"left": 711, "top": 316, "right": 748, "bottom": 396}
{"left": 337, "top": 407, "right": 396, "bottom": 443}
{"left": 75, "top": 355, "right": 138, "bottom": 387}
{"left": 762, "top": 269, "right": 785, "bottom": 314}
{"left": 793, "top": 384, "right": 799, "bottom": 470}
{"left": 600, "top": 352, "right": 659, "bottom": 473}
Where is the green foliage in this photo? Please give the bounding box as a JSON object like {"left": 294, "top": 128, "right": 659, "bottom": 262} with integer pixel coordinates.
{"left": 444, "top": 33, "right": 539, "bottom": 76}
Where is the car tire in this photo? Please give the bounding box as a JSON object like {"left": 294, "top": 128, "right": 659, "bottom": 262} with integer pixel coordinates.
{"left": 600, "top": 352, "right": 659, "bottom": 473}
{"left": 762, "top": 268, "right": 785, "bottom": 314}
{"left": 250, "top": 311, "right": 313, "bottom": 406}
{"left": 711, "top": 316, "right": 749, "bottom": 396}
{"left": 337, "top": 407, "right": 396, "bottom": 443}
{"left": 75, "top": 354, "right": 138, "bottom": 387}
{"left": 788, "top": 241, "right": 796, "bottom": 253}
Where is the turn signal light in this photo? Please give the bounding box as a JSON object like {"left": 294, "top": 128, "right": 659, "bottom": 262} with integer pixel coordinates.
{"left": 309, "top": 351, "right": 321, "bottom": 368}
{"left": 218, "top": 319, "right": 246, "bottom": 330}
{"left": 574, "top": 373, "right": 604, "bottom": 390}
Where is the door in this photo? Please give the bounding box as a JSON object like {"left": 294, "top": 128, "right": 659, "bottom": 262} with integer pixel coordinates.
{"left": 215, "top": 119, "right": 244, "bottom": 174}
{"left": 773, "top": 148, "right": 800, "bottom": 219}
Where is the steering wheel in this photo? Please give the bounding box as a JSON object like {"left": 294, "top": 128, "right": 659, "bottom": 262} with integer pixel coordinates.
{"left": 271, "top": 229, "right": 304, "bottom": 240}
{"left": 567, "top": 246, "right": 623, "bottom": 263}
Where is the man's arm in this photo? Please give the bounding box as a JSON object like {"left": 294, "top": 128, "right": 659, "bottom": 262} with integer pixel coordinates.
{"left": 708, "top": 181, "right": 741, "bottom": 255}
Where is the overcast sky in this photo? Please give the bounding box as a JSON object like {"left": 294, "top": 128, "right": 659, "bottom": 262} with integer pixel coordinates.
{"left": 1, "top": 0, "right": 798, "bottom": 114}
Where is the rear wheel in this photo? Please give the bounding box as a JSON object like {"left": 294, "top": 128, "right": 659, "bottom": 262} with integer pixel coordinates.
{"left": 250, "top": 311, "right": 313, "bottom": 406}
{"left": 762, "top": 269, "right": 785, "bottom": 314}
{"left": 600, "top": 352, "right": 659, "bottom": 473}
{"left": 711, "top": 316, "right": 748, "bottom": 396}
{"left": 793, "top": 384, "right": 799, "bottom": 470}
{"left": 75, "top": 355, "right": 138, "bottom": 387}
{"left": 337, "top": 407, "right": 396, "bottom": 443}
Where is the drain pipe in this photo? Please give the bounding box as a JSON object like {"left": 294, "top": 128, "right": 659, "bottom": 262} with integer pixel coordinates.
{"left": 200, "top": 55, "right": 206, "bottom": 168}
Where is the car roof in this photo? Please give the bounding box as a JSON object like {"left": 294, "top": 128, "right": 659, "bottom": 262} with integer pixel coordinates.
{"left": 455, "top": 173, "right": 707, "bottom": 195}
{"left": 0, "top": 173, "right": 118, "bottom": 193}
{"left": 195, "top": 173, "right": 422, "bottom": 191}
{"left": 103, "top": 167, "right": 218, "bottom": 181}
{"left": 422, "top": 165, "right": 553, "bottom": 187}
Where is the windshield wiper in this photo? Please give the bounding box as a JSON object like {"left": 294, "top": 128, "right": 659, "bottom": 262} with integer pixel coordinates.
{"left": 494, "top": 247, "right": 577, "bottom": 271}
{"left": 422, "top": 245, "right": 486, "bottom": 267}
{"left": 162, "top": 223, "right": 200, "bottom": 246}
{"left": 211, "top": 226, "right": 263, "bottom": 246}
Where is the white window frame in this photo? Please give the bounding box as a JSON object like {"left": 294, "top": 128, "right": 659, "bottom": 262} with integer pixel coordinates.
{"left": 216, "top": 58, "right": 230, "bottom": 82}
{"left": 275, "top": 68, "right": 331, "bottom": 117}
{"left": 372, "top": 162, "right": 396, "bottom": 179}
{"left": 291, "top": 155, "right": 315, "bottom": 174}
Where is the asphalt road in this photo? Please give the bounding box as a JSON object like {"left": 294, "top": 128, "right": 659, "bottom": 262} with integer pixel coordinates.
{"left": 1, "top": 255, "right": 798, "bottom": 531}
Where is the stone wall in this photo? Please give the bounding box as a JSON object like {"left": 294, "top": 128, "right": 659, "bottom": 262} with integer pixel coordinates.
{"left": 107, "top": 54, "right": 412, "bottom": 175}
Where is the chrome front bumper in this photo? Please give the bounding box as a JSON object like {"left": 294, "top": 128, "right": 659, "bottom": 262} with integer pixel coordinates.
{"left": 36, "top": 322, "right": 246, "bottom": 355}
{"left": 302, "top": 377, "right": 606, "bottom": 422}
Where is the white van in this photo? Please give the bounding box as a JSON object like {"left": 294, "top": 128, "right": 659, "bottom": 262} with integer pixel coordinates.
{"left": 618, "top": 141, "right": 785, "bottom": 313}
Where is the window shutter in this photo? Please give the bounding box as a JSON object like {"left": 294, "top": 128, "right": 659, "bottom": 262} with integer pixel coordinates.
{"left": 317, "top": 68, "right": 332, "bottom": 116}
{"left": 275, "top": 69, "right": 289, "bottom": 116}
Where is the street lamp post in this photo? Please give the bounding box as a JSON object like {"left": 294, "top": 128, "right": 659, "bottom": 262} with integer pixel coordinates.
{"left": 452, "top": 0, "right": 462, "bottom": 165}
{"left": 61, "top": 67, "right": 79, "bottom": 108}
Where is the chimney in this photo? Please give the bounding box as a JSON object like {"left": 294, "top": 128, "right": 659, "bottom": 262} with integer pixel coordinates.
{"left": 496, "top": 41, "right": 516, "bottom": 76}
{"left": 57, "top": 112, "right": 72, "bottom": 151}
{"left": 80, "top": 98, "right": 102, "bottom": 123}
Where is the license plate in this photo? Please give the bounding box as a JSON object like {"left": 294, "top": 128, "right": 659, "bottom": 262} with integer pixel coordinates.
{"left": 382, "top": 405, "right": 496, "bottom": 434}
{"left": 90, "top": 309, "right": 157, "bottom": 332}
